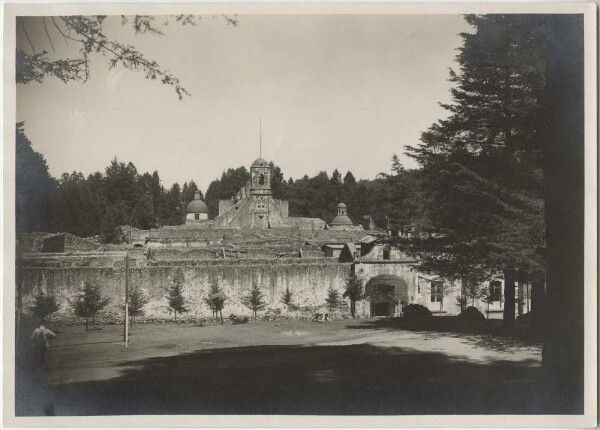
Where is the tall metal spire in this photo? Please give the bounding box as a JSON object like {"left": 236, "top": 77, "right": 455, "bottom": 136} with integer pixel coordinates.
{"left": 259, "top": 117, "right": 262, "bottom": 157}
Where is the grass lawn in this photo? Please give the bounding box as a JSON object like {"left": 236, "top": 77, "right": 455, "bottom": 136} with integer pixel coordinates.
{"left": 16, "top": 317, "right": 543, "bottom": 416}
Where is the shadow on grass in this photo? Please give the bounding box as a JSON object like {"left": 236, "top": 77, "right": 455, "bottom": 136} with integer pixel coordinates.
{"left": 17, "top": 341, "right": 544, "bottom": 416}
{"left": 345, "top": 317, "right": 541, "bottom": 353}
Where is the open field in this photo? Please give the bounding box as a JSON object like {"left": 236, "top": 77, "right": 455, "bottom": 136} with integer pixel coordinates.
{"left": 16, "top": 317, "right": 543, "bottom": 416}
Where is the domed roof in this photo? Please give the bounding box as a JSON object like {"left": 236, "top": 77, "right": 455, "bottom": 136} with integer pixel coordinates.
{"left": 186, "top": 198, "right": 208, "bottom": 214}
{"left": 337, "top": 202, "right": 347, "bottom": 208}
{"left": 251, "top": 157, "right": 269, "bottom": 167}
{"left": 331, "top": 215, "right": 353, "bottom": 226}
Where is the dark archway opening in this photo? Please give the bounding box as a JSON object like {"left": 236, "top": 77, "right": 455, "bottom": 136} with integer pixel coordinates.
{"left": 365, "top": 275, "right": 409, "bottom": 317}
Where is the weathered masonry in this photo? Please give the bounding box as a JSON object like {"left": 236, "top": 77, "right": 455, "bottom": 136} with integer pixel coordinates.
{"left": 16, "top": 156, "right": 531, "bottom": 322}
{"left": 17, "top": 228, "right": 531, "bottom": 321}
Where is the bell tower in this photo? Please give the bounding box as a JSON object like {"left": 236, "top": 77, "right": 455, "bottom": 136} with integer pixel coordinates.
{"left": 250, "top": 157, "right": 271, "bottom": 196}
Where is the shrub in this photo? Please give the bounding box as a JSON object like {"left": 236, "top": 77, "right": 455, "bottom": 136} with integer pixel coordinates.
{"left": 517, "top": 311, "right": 531, "bottom": 321}
{"left": 402, "top": 303, "right": 432, "bottom": 319}
{"left": 29, "top": 291, "right": 60, "bottom": 326}
{"left": 458, "top": 306, "right": 486, "bottom": 321}
{"left": 229, "top": 314, "right": 249, "bottom": 325}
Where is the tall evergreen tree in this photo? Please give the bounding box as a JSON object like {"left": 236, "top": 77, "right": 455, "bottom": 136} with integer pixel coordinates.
{"left": 133, "top": 191, "right": 156, "bottom": 229}
{"left": 15, "top": 122, "right": 57, "bottom": 232}
{"left": 164, "top": 183, "right": 183, "bottom": 225}
{"left": 205, "top": 167, "right": 251, "bottom": 218}
{"left": 406, "top": 14, "right": 547, "bottom": 330}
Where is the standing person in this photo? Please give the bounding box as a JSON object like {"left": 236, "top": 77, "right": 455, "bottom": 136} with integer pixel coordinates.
{"left": 31, "top": 324, "right": 55, "bottom": 366}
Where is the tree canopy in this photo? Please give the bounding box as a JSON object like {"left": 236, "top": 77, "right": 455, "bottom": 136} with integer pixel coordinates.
{"left": 16, "top": 15, "right": 237, "bottom": 98}
{"left": 405, "top": 14, "right": 548, "bottom": 327}
{"left": 16, "top": 122, "right": 57, "bottom": 233}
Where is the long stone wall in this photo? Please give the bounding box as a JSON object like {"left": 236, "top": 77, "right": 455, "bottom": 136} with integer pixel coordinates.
{"left": 18, "top": 254, "right": 354, "bottom": 321}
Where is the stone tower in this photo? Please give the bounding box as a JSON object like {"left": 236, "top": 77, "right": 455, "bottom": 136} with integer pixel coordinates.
{"left": 250, "top": 157, "right": 271, "bottom": 196}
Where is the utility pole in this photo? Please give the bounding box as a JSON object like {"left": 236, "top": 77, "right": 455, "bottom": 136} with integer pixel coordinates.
{"left": 124, "top": 252, "right": 129, "bottom": 347}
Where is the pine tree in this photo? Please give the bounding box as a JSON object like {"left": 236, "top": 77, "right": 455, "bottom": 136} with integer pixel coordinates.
{"left": 128, "top": 286, "right": 150, "bottom": 325}
{"left": 325, "top": 287, "right": 340, "bottom": 314}
{"left": 205, "top": 167, "right": 251, "bottom": 218}
{"left": 204, "top": 282, "right": 226, "bottom": 324}
{"left": 100, "top": 202, "right": 130, "bottom": 244}
{"left": 242, "top": 285, "right": 266, "bottom": 321}
{"left": 281, "top": 286, "right": 294, "bottom": 311}
{"left": 391, "top": 153, "right": 404, "bottom": 175}
{"left": 166, "top": 274, "right": 187, "bottom": 321}
{"left": 69, "top": 282, "right": 110, "bottom": 331}
{"left": 405, "top": 14, "right": 548, "bottom": 330}
{"left": 165, "top": 183, "right": 183, "bottom": 225}
{"left": 15, "top": 122, "right": 57, "bottom": 233}
{"left": 132, "top": 191, "right": 156, "bottom": 230}
{"left": 29, "top": 290, "right": 60, "bottom": 326}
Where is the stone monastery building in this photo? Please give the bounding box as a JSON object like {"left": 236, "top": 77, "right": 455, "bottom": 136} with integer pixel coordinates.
{"left": 184, "top": 157, "right": 330, "bottom": 230}
{"left": 17, "top": 157, "right": 532, "bottom": 323}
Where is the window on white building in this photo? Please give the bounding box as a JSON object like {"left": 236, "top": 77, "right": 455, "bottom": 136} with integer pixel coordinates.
{"left": 383, "top": 245, "right": 391, "bottom": 260}
{"left": 431, "top": 281, "right": 443, "bottom": 302}
{"left": 489, "top": 280, "right": 502, "bottom": 302}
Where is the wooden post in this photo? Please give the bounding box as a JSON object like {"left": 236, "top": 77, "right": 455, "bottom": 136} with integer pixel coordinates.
{"left": 124, "top": 252, "right": 129, "bottom": 347}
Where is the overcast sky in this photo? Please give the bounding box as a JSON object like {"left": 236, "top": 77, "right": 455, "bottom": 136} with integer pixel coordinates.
{"left": 17, "top": 14, "right": 470, "bottom": 192}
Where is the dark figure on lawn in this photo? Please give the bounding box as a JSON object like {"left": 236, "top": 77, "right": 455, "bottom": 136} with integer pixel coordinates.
{"left": 31, "top": 324, "right": 55, "bottom": 366}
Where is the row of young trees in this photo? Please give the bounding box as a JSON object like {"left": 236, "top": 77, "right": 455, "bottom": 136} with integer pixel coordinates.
{"left": 29, "top": 276, "right": 364, "bottom": 329}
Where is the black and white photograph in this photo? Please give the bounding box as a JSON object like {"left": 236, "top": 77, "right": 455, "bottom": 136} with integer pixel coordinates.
{"left": 3, "top": 3, "right": 597, "bottom": 426}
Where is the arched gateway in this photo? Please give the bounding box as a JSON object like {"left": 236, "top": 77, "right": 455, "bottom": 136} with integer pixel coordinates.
{"left": 364, "top": 274, "right": 409, "bottom": 317}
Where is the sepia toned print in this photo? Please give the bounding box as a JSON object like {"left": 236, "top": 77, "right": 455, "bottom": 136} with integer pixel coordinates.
{"left": 4, "top": 3, "right": 597, "bottom": 427}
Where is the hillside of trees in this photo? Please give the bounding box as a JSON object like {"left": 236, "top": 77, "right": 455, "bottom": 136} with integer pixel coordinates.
{"left": 16, "top": 122, "right": 424, "bottom": 242}
{"left": 17, "top": 122, "right": 204, "bottom": 242}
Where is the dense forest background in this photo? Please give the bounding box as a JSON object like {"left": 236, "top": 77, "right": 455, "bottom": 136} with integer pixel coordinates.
{"left": 17, "top": 122, "right": 423, "bottom": 242}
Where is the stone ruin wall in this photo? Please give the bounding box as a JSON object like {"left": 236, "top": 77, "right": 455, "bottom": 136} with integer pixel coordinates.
{"left": 18, "top": 252, "right": 356, "bottom": 322}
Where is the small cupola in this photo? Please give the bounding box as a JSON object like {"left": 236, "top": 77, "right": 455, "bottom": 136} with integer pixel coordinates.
{"left": 185, "top": 191, "right": 208, "bottom": 222}
{"left": 331, "top": 202, "right": 353, "bottom": 226}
